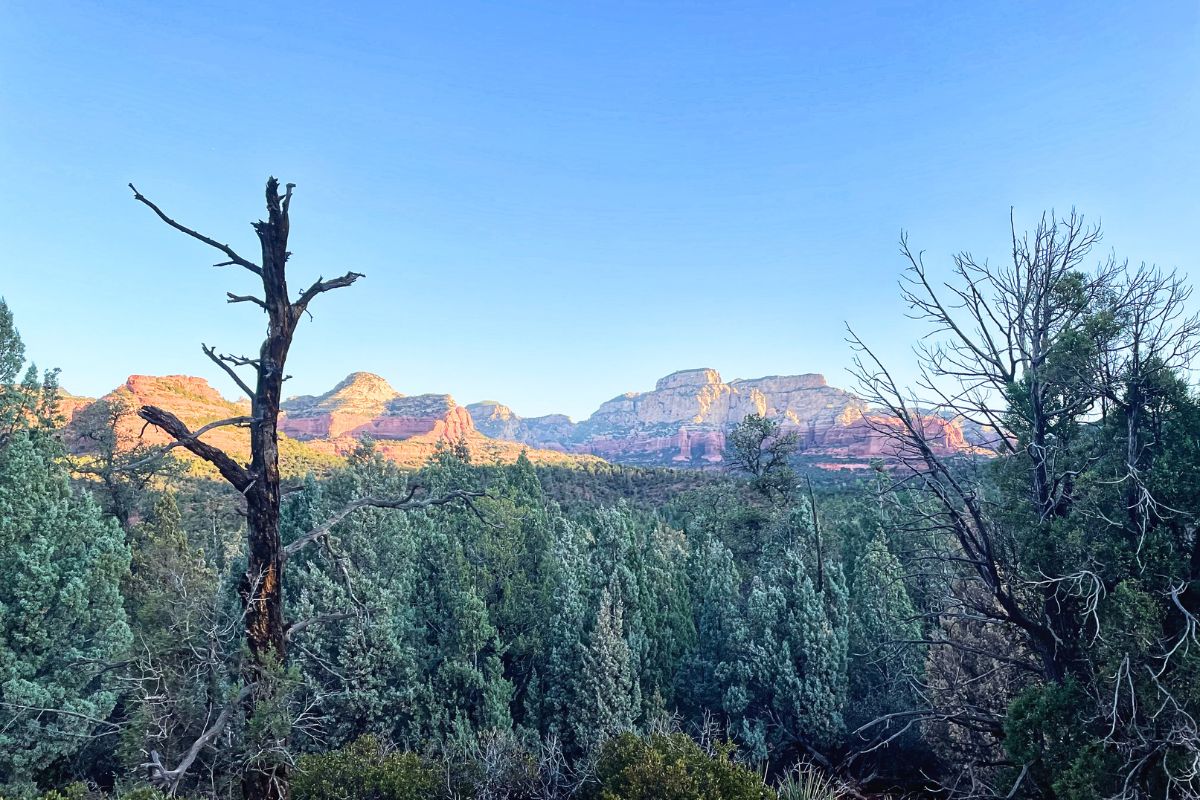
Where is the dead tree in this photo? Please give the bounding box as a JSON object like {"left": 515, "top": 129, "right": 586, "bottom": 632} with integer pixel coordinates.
{"left": 847, "top": 211, "right": 1200, "bottom": 797}
{"left": 129, "top": 178, "right": 482, "bottom": 799}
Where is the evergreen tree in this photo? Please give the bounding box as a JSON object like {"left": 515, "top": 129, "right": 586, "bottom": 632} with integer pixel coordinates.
{"left": 743, "top": 538, "right": 848, "bottom": 760}
{"left": 0, "top": 433, "right": 131, "bottom": 794}
{"left": 678, "top": 536, "right": 751, "bottom": 729}
{"left": 0, "top": 302, "right": 131, "bottom": 796}
{"left": 121, "top": 491, "right": 240, "bottom": 793}
{"left": 573, "top": 583, "right": 638, "bottom": 749}
{"left": 846, "top": 530, "right": 923, "bottom": 753}
{"left": 537, "top": 517, "right": 591, "bottom": 753}
{"left": 285, "top": 460, "right": 425, "bottom": 750}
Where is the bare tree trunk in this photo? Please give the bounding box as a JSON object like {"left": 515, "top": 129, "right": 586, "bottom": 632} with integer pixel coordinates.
{"left": 130, "top": 178, "right": 363, "bottom": 800}
{"left": 129, "top": 177, "right": 487, "bottom": 798}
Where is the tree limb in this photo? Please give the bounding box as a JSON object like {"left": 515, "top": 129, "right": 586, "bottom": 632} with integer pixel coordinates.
{"left": 138, "top": 406, "right": 252, "bottom": 491}
{"left": 142, "top": 683, "right": 255, "bottom": 792}
{"left": 128, "top": 184, "right": 262, "bottom": 276}
{"left": 284, "top": 488, "right": 489, "bottom": 560}
{"left": 292, "top": 271, "right": 366, "bottom": 320}
{"left": 227, "top": 292, "right": 268, "bottom": 310}
{"left": 202, "top": 344, "right": 255, "bottom": 400}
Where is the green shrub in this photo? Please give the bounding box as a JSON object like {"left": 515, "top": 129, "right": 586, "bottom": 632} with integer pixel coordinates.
{"left": 292, "top": 736, "right": 442, "bottom": 800}
{"left": 115, "top": 789, "right": 172, "bottom": 800}
{"left": 588, "top": 732, "right": 773, "bottom": 800}
{"left": 775, "top": 763, "right": 846, "bottom": 800}
{"left": 30, "top": 785, "right": 87, "bottom": 800}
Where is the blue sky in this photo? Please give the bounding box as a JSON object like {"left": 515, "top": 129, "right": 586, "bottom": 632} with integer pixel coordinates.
{"left": 2, "top": 1, "right": 1197, "bottom": 420}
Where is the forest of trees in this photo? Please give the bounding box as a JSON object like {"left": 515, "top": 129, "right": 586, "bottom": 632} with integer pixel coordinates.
{"left": 3, "top": 184, "right": 1200, "bottom": 800}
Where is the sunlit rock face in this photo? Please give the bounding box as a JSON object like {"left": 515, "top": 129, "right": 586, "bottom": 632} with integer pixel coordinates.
{"left": 63, "top": 368, "right": 986, "bottom": 474}
{"left": 63, "top": 372, "right": 598, "bottom": 472}
{"left": 465, "top": 368, "right": 985, "bottom": 467}
{"left": 280, "top": 373, "right": 474, "bottom": 443}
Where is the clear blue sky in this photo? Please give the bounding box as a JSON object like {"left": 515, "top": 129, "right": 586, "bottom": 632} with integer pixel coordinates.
{"left": 2, "top": 2, "right": 1197, "bottom": 420}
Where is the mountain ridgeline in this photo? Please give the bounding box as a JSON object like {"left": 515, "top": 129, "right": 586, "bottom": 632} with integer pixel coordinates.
{"left": 66, "top": 367, "right": 990, "bottom": 472}
{"left": 467, "top": 367, "right": 992, "bottom": 465}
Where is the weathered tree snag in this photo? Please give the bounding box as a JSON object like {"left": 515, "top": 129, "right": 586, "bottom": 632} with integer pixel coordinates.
{"left": 130, "top": 178, "right": 364, "bottom": 800}
{"left": 131, "top": 178, "right": 484, "bottom": 798}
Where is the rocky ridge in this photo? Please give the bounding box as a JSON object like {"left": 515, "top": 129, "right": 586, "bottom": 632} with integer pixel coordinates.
{"left": 61, "top": 368, "right": 989, "bottom": 475}
{"left": 62, "top": 374, "right": 597, "bottom": 474}
{"left": 467, "top": 367, "right": 990, "bottom": 467}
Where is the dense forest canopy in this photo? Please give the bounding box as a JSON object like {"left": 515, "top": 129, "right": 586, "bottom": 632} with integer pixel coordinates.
{"left": 2, "top": 192, "right": 1200, "bottom": 800}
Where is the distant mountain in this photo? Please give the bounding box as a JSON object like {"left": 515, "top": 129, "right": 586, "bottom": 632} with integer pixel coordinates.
{"left": 468, "top": 367, "right": 992, "bottom": 467}
{"left": 63, "top": 373, "right": 598, "bottom": 475}
{"left": 61, "top": 368, "right": 989, "bottom": 475}
{"left": 63, "top": 375, "right": 339, "bottom": 477}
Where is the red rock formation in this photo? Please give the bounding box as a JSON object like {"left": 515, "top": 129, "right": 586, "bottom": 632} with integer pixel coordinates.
{"left": 465, "top": 368, "right": 988, "bottom": 468}
{"left": 66, "top": 373, "right": 597, "bottom": 474}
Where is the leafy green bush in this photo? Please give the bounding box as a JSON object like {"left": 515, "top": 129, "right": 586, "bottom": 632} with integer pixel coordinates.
{"left": 291, "top": 736, "right": 443, "bottom": 800}
{"left": 587, "top": 732, "right": 773, "bottom": 800}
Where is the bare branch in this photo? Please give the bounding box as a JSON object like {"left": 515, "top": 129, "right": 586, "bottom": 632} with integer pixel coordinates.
{"left": 292, "top": 271, "right": 366, "bottom": 320}
{"left": 138, "top": 406, "right": 251, "bottom": 491}
{"left": 284, "top": 488, "right": 489, "bottom": 560}
{"left": 143, "top": 684, "right": 255, "bottom": 792}
{"left": 226, "top": 292, "right": 268, "bottom": 310}
{"left": 116, "top": 415, "right": 251, "bottom": 473}
{"left": 202, "top": 343, "right": 255, "bottom": 400}
{"left": 128, "top": 184, "right": 262, "bottom": 276}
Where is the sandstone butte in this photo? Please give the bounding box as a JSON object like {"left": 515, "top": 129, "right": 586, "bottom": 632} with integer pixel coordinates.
{"left": 61, "top": 368, "right": 993, "bottom": 476}
{"left": 62, "top": 373, "right": 600, "bottom": 476}
{"left": 468, "top": 367, "right": 995, "bottom": 467}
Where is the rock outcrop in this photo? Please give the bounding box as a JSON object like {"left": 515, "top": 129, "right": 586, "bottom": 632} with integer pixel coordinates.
{"left": 62, "top": 375, "right": 335, "bottom": 474}
{"left": 65, "top": 373, "right": 597, "bottom": 474}
{"left": 274, "top": 372, "right": 593, "bottom": 466}
{"left": 465, "top": 368, "right": 984, "bottom": 467}
{"left": 280, "top": 374, "right": 475, "bottom": 444}
{"left": 64, "top": 368, "right": 988, "bottom": 476}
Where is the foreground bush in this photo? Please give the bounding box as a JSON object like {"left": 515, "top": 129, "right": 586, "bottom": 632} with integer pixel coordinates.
{"left": 291, "top": 736, "right": 442, "bottom": 800}
{"left": 775, "top": 763, "right": 846, "bottom": 800}
{"left": 586, "top": 732, "right": 772, "bottom": 800}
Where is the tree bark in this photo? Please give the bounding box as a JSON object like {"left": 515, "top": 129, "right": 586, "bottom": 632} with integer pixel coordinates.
{"left": 131, "top": 178, "right": 363, "bottom": 800}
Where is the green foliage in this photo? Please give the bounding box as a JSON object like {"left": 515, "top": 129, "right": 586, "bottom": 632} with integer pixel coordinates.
{"left": 115, "top": 789, "right": 174, "bottom": 800}
{"left": 774, "top": 763, "right": 845, "bottom": 800}
{"left": 724, "top": 415, "right": 799, "bottom": 501}
{"left": 846, "top": 530, "right": 922, "bottom": 740}
{"left": 0, "top": 431, "right": 131, "bottom": 795}
{"left": 292, "top": 736, "right": 442, "bottom": 800}
{"left": 1004, "top": 679, "right": 1120, "bottom": 800}
{"left": 587, "top": 732, "right": 773, "bottom": 800}
{"left": 119, "top": 491, "right": 241, "bottom": 793}
{"left": 0, "top": 299, "right": 60, "bottom": 441}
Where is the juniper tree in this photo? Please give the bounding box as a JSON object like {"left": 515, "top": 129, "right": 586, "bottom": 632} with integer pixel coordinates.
{"left": 0, "top": 305, "right": 131, "bottom": 796}
{"left": 574, "top": 583, "right": 638, "bottom": 749}
{"left": 743, "top": 537, "right": 848, "bottom": 763}
{"left": 724, "top": 413, "right": 800, "bottom": 501}
{"left": 845, "top": 530, "right": 923, "bottom": 757}
{"left": 850, "top": 211, "right": 1200, "bottom": 795}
